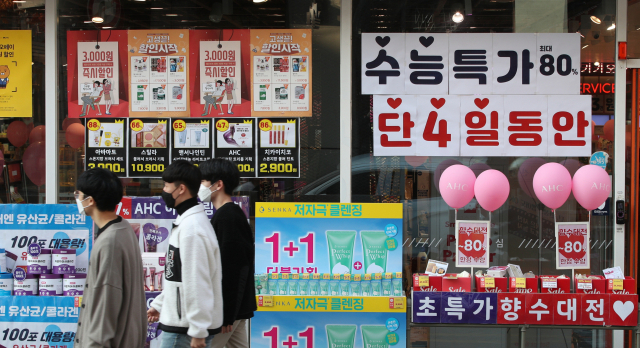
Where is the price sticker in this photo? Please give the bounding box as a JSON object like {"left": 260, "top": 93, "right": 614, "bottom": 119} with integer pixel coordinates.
{"left": 541, "top": 277, "right": 557, "bottom": 289}
{"left": 173, "top": 119, "right": 186, "bottom": 132}
{"left": 259, "top": 119, "right": 273, "bottom": 132}
{"left": 86, "top": 119, "right": 101, "bottom": 131}
{"left": 130, "top": 119, "right": 144, "bottom": 132}
{"left": 515, "top": 278, "right": 526, "bottom": 289}
{"left": 389, "top": 297, "right": 405, "bottom": 309}
{"left": 483, "top": 277, "right": 495, "bottom": 288}
{"left": 332, "top": 274, "right": 341, "bottom": 280}
{"left": 74, "top": 296, "right": 83, "bottom": 308}
{"left": 612, "top": 279, "right": 624, "bottom": 290}
{"left": 258, "top": 295, "right": 274, "bottom": 307}
{"left": 216, "top": 119, "right": 229, "bottom": 132}
{"left": 577, "top": 279, "right": 593, "bottom": 290}
{"left": 418, "top": 275, "right": 429, "bottom": 287}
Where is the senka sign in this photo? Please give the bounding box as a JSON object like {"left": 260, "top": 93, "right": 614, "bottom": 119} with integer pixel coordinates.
{"left": 364, "top": 33, "right": 591, "bottom": 157}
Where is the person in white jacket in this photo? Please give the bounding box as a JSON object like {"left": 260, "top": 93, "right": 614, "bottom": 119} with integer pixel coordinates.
{"left": 147, "top": 160, "right": 223, "bottom": 348}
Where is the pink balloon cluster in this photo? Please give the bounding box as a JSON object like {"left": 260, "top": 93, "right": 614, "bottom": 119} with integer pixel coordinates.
{"left": 438, "top": 164, "right": 510, "bottom": 212}
{"left": 532, "top": 163, "right": 611, "bottom": 211}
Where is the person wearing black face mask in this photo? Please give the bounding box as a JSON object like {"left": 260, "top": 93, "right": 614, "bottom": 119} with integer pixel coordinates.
{"left": 148, "top": 160, "right": 224, "bottom": 348}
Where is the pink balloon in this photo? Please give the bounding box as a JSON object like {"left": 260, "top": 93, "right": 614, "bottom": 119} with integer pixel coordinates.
{"left": 433, "top": 159, "right": 462, "bottom": 192}
{"left": 470, "top": 162, "right": 491, "bottom": 177}
{"left": 572, "top": 165, "right": 611, "bottom": 210}
{"left": 65, "top": 123, "right": 85, "bottom": 149}
{"left": 404, "top": 156, "right": 429, "bottom": 167}
{"left": 518, "top": 158, "right": 546, "bottom": 197}
{"left": 29, "top": 125, "right": 45, "bottom": 144}
{"left": 439, "top": 165, "right": 476, "bottom": 209}
{"left": 603, "top": 119, "right": 614, "bottom": 141}
{"left": 7, "top": 120, "right": 28, "bottom": 147}
{"left": 533, "top": 163, "right": 572, "bottom": 210}
{"left": 62, "top": 118, "right": 81, "bottom": 131}
{"left": 474, "top": 170, "right": 510, "bottom": 212}
{"left": 23, "top": 141, "right": 46, "bottom": 186}
{"left": 560, "top": 159, "right": 583, "bottom": 177}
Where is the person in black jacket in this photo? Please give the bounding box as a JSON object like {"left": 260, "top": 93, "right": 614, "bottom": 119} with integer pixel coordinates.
{"left": 198, "top": 159, "right": 256, "bottom": 348}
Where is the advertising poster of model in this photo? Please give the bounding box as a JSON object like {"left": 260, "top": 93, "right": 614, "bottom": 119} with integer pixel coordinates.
{"left": 0, "top": 204, "right": 93, "bottom": 275}
{"left": 127, "top": 118, "right": 170, "bottom": 178}
{"left": 555, "top": 221, "right": 590, "bottom": 269}
{"left": 257, "top": 118, "right": 300, "bottom": 178}
{"left": 170, "top": 118, "right": 213, "bottom": 165}
{"left": 199, "top": 41, "right": 242, "bottom": 117}
{"left": 455, "top": 220, "right": 490, "bottom": 268}
{"left": 255, "top": 203, "right": 402, "bottom": 275}
{"left": 77, "top": 42, "right": 119, "bottom": 118}
{"left": 0, "top": 30, "right": 32, "bottom": 117}
{"left": 84, "top": 118, "right": 127, "bottom": 177}
{"left": 128, "top": 30, "right": 189, "bottom": 117}
{"left": 0, "top": 296, "right": 80, "bottom": 347}
{"left": 251, "top": 29, "right": 312, "bottom": 117}
{"left": 214, "top": 118, "right": 257, "bottom": 177}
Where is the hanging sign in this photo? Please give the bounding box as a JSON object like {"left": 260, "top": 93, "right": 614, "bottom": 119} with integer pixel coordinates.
{"left": 455, "top": 220, "right": 490, "bottom": 268}
{"left": 0, "top": 30, "right": 32, "bottom": 117}
{"left": 77, "top": 41, "right": 119, "bottom": 118}
{"left": 199, "top": 41, "right": 242, "bottom": 117}
{"left": 170, "top": 118, "right": 213, "bottom": 165}
{"left": 555, "top": 222, "right": 590, "bottom": 269}
{"left": 213, "top": 118, "right": 257, "bottom": 178}
{"left": 257, "top": 118, "right": 300, "bottom": 178}
{"left": 84, "top": 118, "right": 127, "bottom": 176}
{"left": 127, "top": 118, "right": 170, "bottom": 178}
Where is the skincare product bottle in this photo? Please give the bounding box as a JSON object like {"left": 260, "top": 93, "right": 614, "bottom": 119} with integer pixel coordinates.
{"left": 325, "top": 231, "right": 356, "bottom": 274}
{"left": 326, "top": 325, "right": 357, "bottom": 348}
{"left": 360, "top": 231, "right": 390, "bottom": 274}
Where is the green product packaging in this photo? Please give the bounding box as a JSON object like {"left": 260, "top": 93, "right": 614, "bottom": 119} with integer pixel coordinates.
{"left": 361, "top": 281, "right": 372, "bottom": 296}
{"left": 309, "top": 280, "right": 319, "bottom": 295}
{"left": 326, "top": 325, "right": 357, "bottom": 348}
{"left": 254, "top": 275, "right": 260, "bottom": 295}
{"left": 288, "top": 279, "right": 298, "bottom": 295}
{"left": 371, "top": 280, "right": 382, "bottom": 296}
{"left": 330, "top": 280, "right": 340, "bottom": 296}
{"left": 350, "top": 281, "right": 362, "bottom": 296}
{"left": 340, "top": 280, "right": 350, "bottom": 296}
{"left": 299, "top": 280, "right": 309, "bottom": 295}
{"left": 278, "top": 279, "right": 288, "bottom": 295}
{"left": 360, "top": 231, "right": 389, "bottom": 274}
{"left": 319, "top": 280, "right": 329, "bottom": 296}
{"left": 361, "top": 325, "right": 390, "bottom": 348}
{"left": 268, "top": 279, "right": 278, "bottom": 295}
{"left": 392, "top": 278, "right": 402, "bottom": 296}
{"left": 326, "top": 231, "right": 356, "bottom": 274}
{"left": 259, "top": 274, "right": 269, "bottom": 294}
{"left": 381, "top": 279, "right": 392, "bottom": 296}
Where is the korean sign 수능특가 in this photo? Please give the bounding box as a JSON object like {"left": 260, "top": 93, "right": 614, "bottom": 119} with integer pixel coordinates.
{"left": 363, "top": 33, "right": 591, "bottom": 157}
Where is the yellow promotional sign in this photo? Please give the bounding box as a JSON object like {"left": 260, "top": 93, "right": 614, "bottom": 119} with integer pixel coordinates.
{"left": 255, "top": 202, "right": 403, "bottom": 219}
{"left": 515, "top": 278, "right": 526, "bottom": 289}
{"left": 0, "top": 30, "right": 32, "bottom": 117}
{"left": 256, "top": 296, "right": 406, "bottom": 313}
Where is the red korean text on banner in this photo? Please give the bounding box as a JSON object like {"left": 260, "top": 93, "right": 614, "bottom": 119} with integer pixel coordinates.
{"left": 455, "top": 220, "right": 490, "bottom": 268}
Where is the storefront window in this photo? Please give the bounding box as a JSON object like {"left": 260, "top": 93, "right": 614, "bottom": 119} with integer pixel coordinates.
{"left": 0, "top": 3, "right": 47, "bottom": 203}
{"left": 353, "top": 0, "right": 619, "bottom": 346}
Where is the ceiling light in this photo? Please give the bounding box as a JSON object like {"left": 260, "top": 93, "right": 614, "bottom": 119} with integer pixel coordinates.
{"left": 452, "top": 11, "right": 464, "bottom": 23}
{"left": 253, "top": 0, "right": 268, "bottom": 2}
{"left": 607, "top": 23, "right": 615, "bottom": 30}
{"left": 92, "top": 16, "right": 104, "bottom": 23}
{"left": 590, "top": 16, "right": 601, "bottom": 24}
{"left": 594, "top": 61, "right": 600, "bottom": 66}
{"left": 582, "top": 45, "right": 589, "bottom": 49}
{"left": 150, "top": 7, "right": 163, "bottom": 9}
{"left": 102, "top": 26, "right": 113, "bottom": 29}
{"left": 13, "top": 1, "right": 27, "bottom": 3}
{"left": 166, "top": 14, "right": 178, "bottom": 16}
{"left": 83, "top": 20, "right": 93, "bottom": 23}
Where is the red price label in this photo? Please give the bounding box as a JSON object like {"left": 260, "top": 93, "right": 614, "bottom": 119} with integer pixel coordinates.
{"left": 86, "top": 119, "right": 101, "bottom": 131}
{"left": 556, "top": 222, "right": 589, "bottom": 269}
{"left": 456, "top": 221, "right": 490, "bottom": 267}
{"left": 130, "top": 119, "right": 144, "bottom": 132}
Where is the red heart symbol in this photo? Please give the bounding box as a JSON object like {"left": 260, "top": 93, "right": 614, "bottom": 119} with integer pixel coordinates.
{"left": 558, "top": 230, "right": 587, "bottom": 261}
{"left": 458, "top": 229, "right": 486, "bottom": 259}
{"left": 431, "top": 98, "right": 445, "bottom": 109}
{"left": 474, "top": 98, "right": 489, "bottom": 110}
{"left": 387, "top": 98, "right": 402, "bottom": 109}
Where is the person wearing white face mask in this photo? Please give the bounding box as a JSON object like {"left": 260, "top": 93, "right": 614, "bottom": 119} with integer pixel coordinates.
{"left": 74, "top": 168, "right": 147, "bottom": 348}
{"left": 198, "top": 159, "right": 256, "bottom": 348}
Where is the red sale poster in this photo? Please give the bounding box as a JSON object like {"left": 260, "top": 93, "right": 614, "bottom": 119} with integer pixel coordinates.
{"left": 455, "top": 220, "right": 490, "bottom": 268}
{"left": 555, "top": 222, "right": 590, "bottom": 269}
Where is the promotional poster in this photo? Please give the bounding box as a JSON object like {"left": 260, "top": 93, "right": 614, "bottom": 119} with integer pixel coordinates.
{"left": 0, "top": 30, "right": 32, "bottom": 117}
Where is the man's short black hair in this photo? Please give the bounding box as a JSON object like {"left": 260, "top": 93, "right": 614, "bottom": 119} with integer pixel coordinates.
{"left": 76, "top": 168, "right": 123, "bottom": 212}
{"left": 199, "top": 159, "right": 240, "bottom": 195}
{"left": 162, "top": 160, "right": 201, "bottom": 197}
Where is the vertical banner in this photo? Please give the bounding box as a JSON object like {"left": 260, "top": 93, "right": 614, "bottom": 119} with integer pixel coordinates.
{"left": 250, "top": 29, "right": 312, "bottom": 117}
{"left": 555, "top": 222, "right": 590, "bottom": 269}
{"left": 199, "top": 41, "right": 242, "bottom": 117}
{"left": 257, "top": 118, "right": 300, "bottom": 178}
{"left": 213, "top": 118, "right": 257, "bottom": 177}
{"left": 77, "top": 41, "right": 119, "bottom": 119}
{"left": 128, "top": 30, "right": 189, "bottom": 117}
{"left": 84, "top": 118, "right": 127, "bottom": 176}
{"left": 127, "top": 118, "right": 170, "bottom": 178}
{"left": 255, "top": 203, "right": 403, "bottom": 274}
{"left": 455, "top": 220, "right": 490, "bottom": 268}
{"left": 0, "top": 30, "right": 32, "bottom": 117}
{"left": 170, "top": 118, "right": 213, "bottom": 165}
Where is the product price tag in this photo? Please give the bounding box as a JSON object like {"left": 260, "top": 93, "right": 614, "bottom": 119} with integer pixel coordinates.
{"left": 612, "top": 279, "right": 624, "bottom": 290}
{"left": 389, "top": 297, "right": 405, "bottom": 309}
{"left": 515, "top": 278, "right": 526, "bottom": 289}
{"left": 258, "top": 295, "right": 274, "bottom": 307}
{"left": 215, "top": 119, "right": 229, "bottom": 132}
{"left": 577, "top": 279, "right": 593, "bottom": 290}
{"left": 130, "top": 119, "right": 144, "bottom": 132}
{"left": 483, "top": 277, "right": 495, "bottom": 288}
{"left": 418, "top": 275, "right": 429, "bottom": 287}
{"left": 259, "top": 119, "right": 272, "bottom": 132}
{"left": 87, "top": 118, "right": 101, "bottom": 131}
{"left": 74, "top": 296, "right": 83, "bottom": 308}
{"left": 172, "top": 119, "right": 186, "bottom": 132}
{"left": 541, "top": 277, "right": 557, "bottom": 289}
